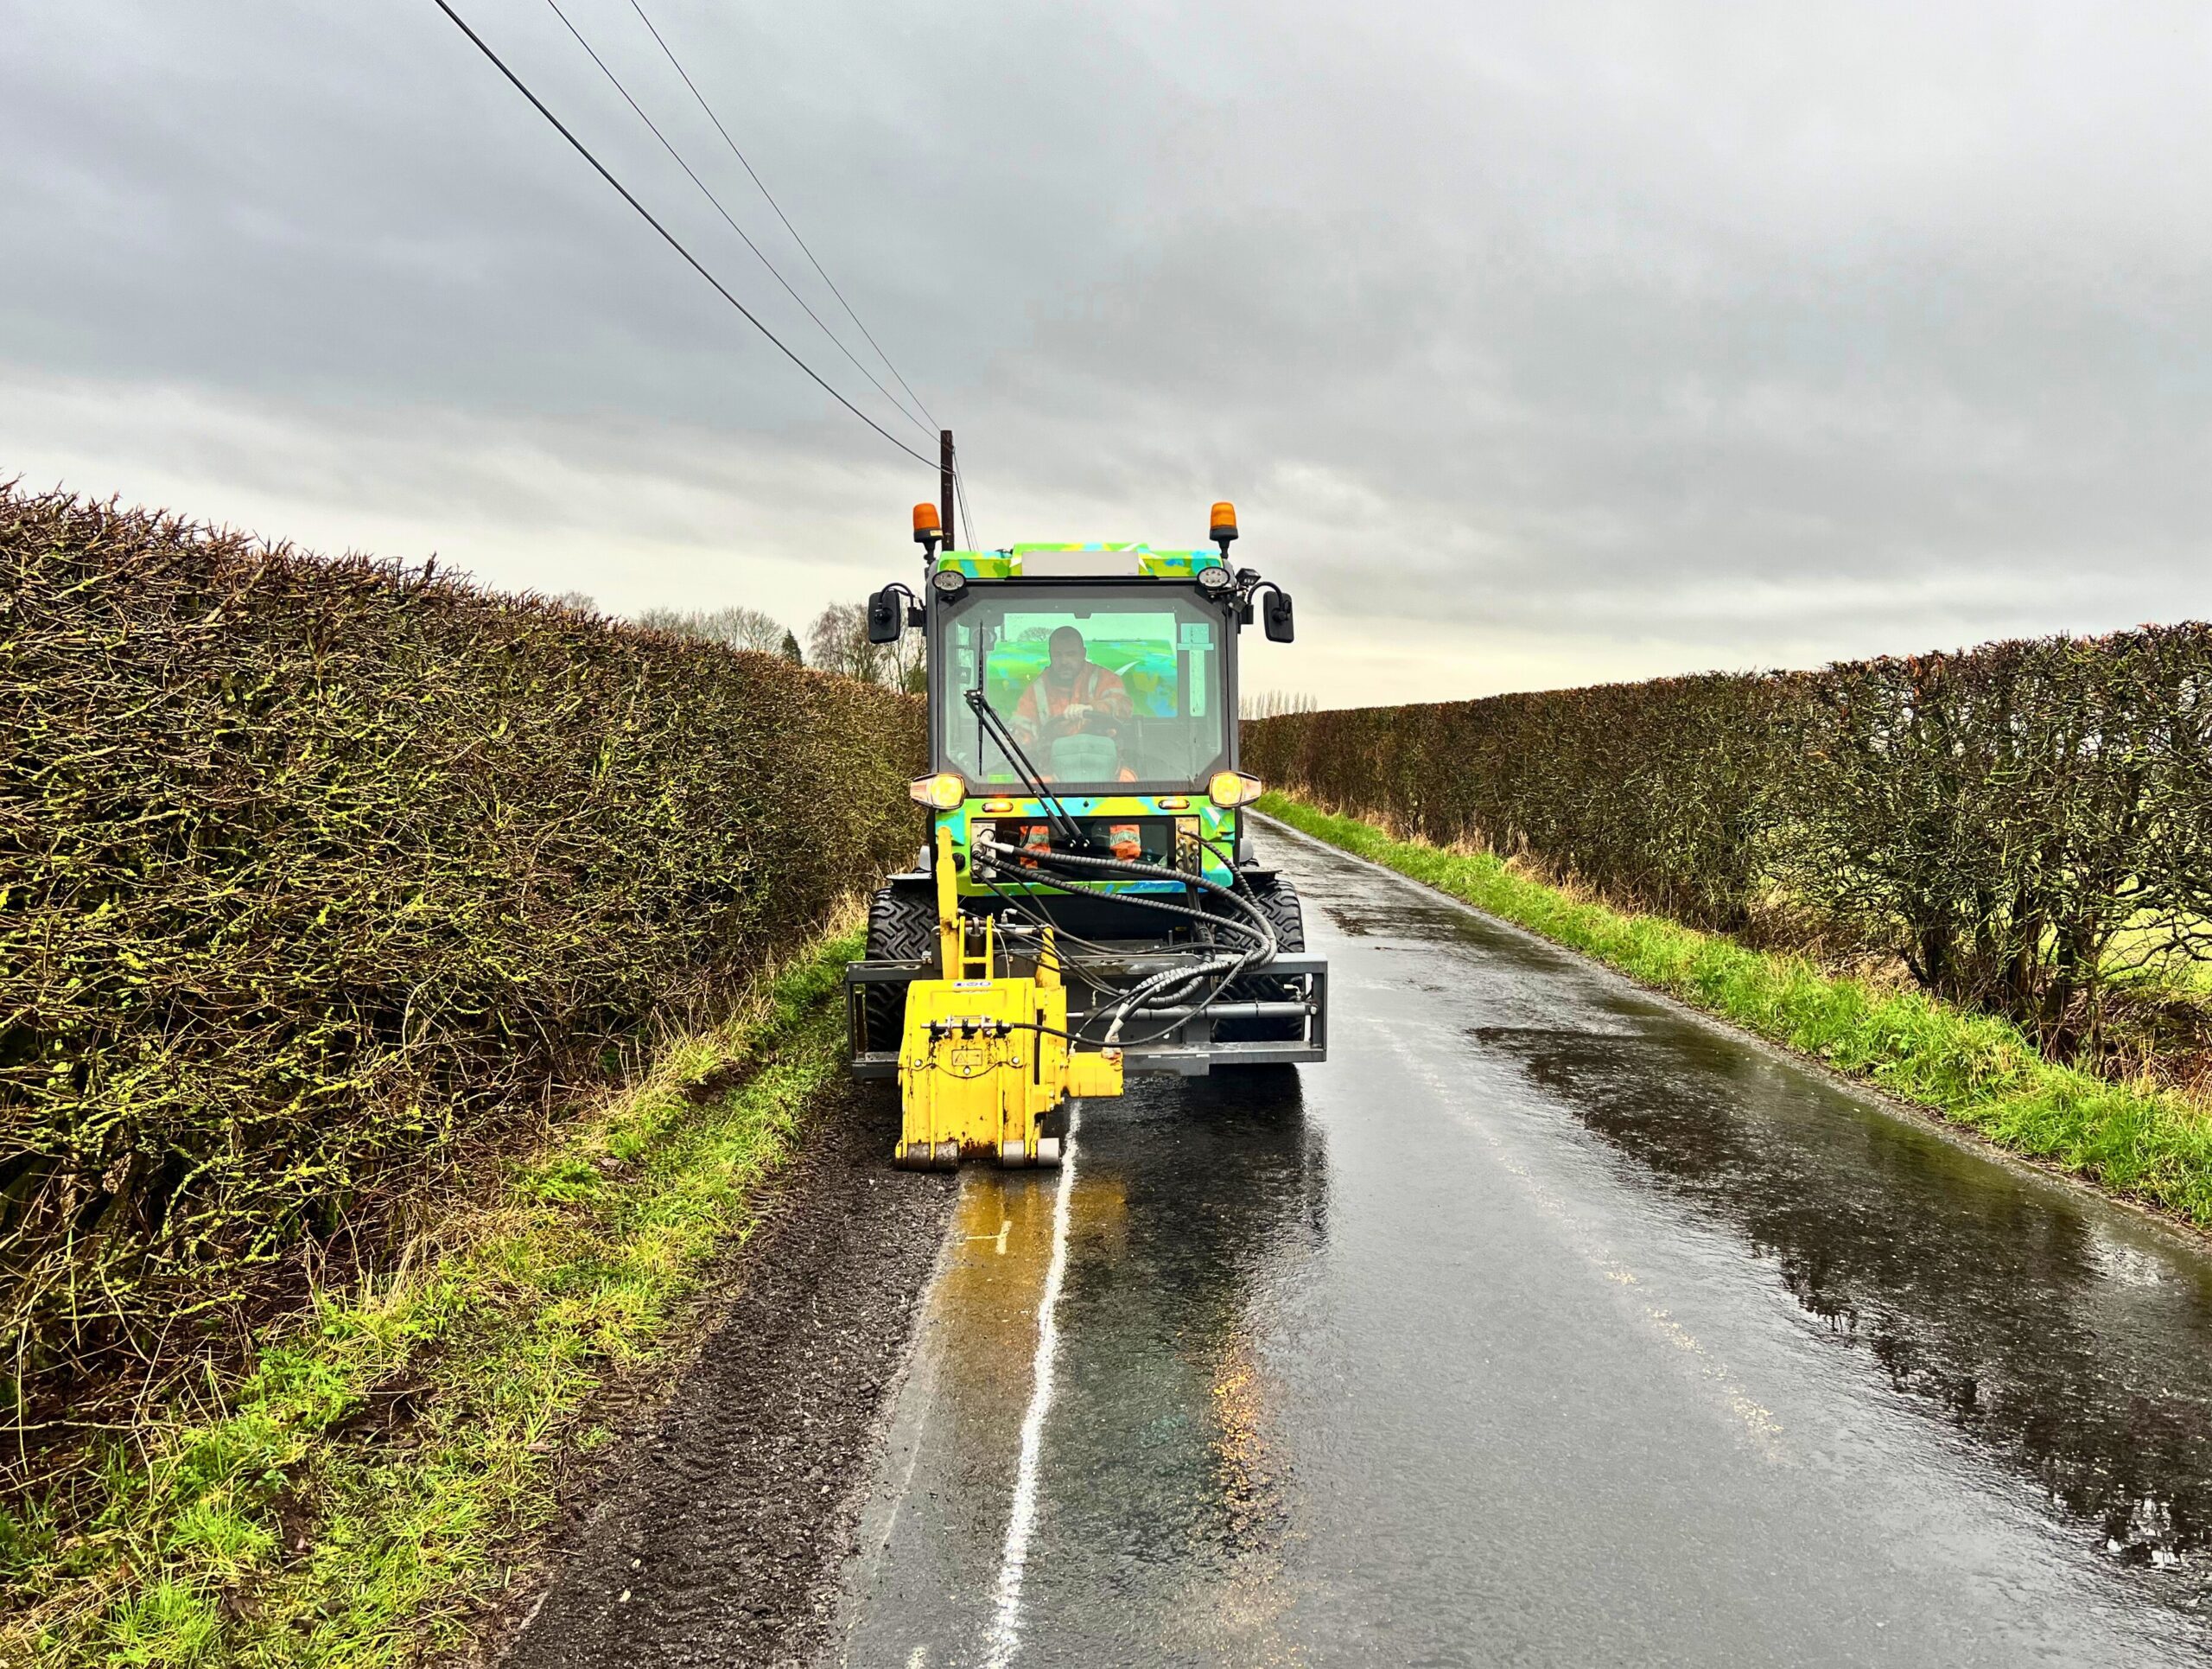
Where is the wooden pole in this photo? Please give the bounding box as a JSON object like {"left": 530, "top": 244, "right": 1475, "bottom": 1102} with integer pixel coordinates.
{"left": 939, "top": 429, "right": 957, "bottom": 552}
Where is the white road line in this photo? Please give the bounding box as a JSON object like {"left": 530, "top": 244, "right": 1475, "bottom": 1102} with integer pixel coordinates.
{"left": 979, "top": 1107, "right": 1081, "bottom": 1668}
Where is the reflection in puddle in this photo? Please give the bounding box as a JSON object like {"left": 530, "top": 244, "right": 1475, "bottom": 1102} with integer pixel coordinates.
{"left": 843, "top": 1069, "right": 1331, "bottom": 1669}
{"left": 1481, "top": 1022, "right": 2212, "bottom": 1562}
{"left": 1020, "top": 1067, "right": 1328, "bottom": 1667}
{"left": 1308, "top": 843, "right": 2212, "bottom": 1574}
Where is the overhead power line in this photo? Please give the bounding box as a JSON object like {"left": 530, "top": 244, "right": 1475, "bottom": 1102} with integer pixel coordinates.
{"left": 954, "top": 463, "right": 984, "bottom": 552}
{"left": 543, "top": 0, "right": 933, "bottom": 443}
{"left": 626, "top": 0, "right": 942, "bottom": 434}
{"left": 430, "top": 0, "right": 934, "bottom": 469}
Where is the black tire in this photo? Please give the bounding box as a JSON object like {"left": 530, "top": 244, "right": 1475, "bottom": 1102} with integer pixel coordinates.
{"left": 1247, "top": 875, "right": 1306, "bottom": 955}
{"left": 1214, "top": 875, "right": 1306, "bottom": 1044}
{"left": 862, "top": 883, "right": 938, "bottom": 1053}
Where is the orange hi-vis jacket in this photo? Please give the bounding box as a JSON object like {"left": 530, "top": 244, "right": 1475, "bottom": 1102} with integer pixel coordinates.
{"left": 1011, "top": 660, "right": 1133, "bottom": 742}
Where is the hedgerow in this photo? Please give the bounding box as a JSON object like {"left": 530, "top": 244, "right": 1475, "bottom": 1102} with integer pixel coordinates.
{"left": 1, "top": 486, "right": 923, "bottom": 1438}
{"left": 1243, "top": 627, "right": 2212, "bottom": 1061}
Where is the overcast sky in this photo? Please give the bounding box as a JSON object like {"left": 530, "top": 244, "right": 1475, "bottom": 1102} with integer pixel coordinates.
{"left": 3, "top": 1, "right": 2207, "bottom": 704}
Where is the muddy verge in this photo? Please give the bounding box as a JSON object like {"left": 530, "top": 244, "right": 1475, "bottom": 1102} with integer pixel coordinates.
{"left": 486, "top": 1080, "right": 957, "bottom": 1669}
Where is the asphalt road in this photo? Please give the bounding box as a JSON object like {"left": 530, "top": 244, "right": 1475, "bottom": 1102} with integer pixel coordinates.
{"left": 836, "top": 816, "right": 2212, "bottom": 1667}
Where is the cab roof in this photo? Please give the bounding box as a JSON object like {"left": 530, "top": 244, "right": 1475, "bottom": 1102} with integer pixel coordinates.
{"left": 934, "top": 543, "right": 1229, "bottom": 582}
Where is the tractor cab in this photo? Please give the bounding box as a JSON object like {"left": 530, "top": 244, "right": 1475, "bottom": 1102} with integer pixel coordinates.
{"left": 847, "top": 504, "right": 1328, "bottom": 1169}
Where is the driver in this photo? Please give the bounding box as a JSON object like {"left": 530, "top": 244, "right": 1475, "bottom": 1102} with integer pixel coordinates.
{"left": 1011, "top": 625, "right": 1134, "bottom": 749}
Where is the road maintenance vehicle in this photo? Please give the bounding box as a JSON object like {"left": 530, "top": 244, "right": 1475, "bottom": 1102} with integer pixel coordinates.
{"left": 846, "top": 502, "right": 1328, "bottom": 1169}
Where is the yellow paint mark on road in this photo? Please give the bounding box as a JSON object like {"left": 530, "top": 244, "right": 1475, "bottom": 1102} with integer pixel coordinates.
{"left": 959, "top": 1216, "right": 1015, "bottom": 1254}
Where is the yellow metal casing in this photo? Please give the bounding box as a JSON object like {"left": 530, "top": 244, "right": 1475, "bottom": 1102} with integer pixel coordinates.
{"left": 893, "top": 825, "right": 1125, "bottom": 1168}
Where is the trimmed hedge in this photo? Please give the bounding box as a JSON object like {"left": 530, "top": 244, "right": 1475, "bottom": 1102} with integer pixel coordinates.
{"left": 1243, "top": 626, "right": 2212, "bottom": 1055}
{"left": 1, "top": 487, "right": 922, "bottom": 1418}
{"left": 1245, "top": 672, "right": 1789, "bottom": 933}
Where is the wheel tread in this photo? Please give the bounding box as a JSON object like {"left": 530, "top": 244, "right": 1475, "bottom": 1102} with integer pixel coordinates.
{"left": 862, "top": 883, "right": 937, "bottom": 1052}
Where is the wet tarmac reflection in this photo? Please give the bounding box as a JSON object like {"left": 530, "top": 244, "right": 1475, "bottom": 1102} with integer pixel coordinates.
{"left": 1020, "top": 1067, "right": 1328, "bottom": 1662}
{"left": 839, "top": 1069, "right": 1328, "bottom": 1668}
{"left": 844, "top": 825, "right": 2212, "bottom": 1665}
{"left": 1484, "top": 1015, "right": 2212, "bottom": 1564}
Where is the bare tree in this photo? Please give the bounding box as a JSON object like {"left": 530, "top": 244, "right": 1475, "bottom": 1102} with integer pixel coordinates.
{"left": 806, "top": 602, "right": 882, "bottom": 683}
{"left": 806, "top": 601, "right": 924, "bottom": 691}
{"left": 552, "top": 589, "right": 597, "bottom": 613}
{"left": 1241, "top": 689, "right": 1318, "bottom": 720}
{"left": 884, "top": 614, "right": 926, "bottom": 695}
{"left": 636, "top": 604, "right": 791, "bottom": 653}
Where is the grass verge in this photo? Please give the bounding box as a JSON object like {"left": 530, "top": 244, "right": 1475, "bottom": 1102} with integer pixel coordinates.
{"left": 1262, "top": 793, "right": 2212, "bottom": 1227}
{"left": 1, "top": 924, "right": 865, "bottom": 1668}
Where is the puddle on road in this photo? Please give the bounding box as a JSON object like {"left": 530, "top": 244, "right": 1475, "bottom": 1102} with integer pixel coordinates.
{"left": 1478, "top": 1022, "right": 2212, "bottom": 1564}
{"left": 1312, "top": 868, "right": 2212, "bottom": 1574}
{"left": 842, "top": 1069, "right": 1332, "bottom": 1669}
{"left": 1012, "top": 1068, "right": 1328, "bottom": 1666}
{"left": 838, "top": 1164, "right": 1066, "bottom": 1647}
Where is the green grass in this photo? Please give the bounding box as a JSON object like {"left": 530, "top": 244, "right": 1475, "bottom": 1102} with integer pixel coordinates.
{"left": 1262, "top": 793, "right": 2212, "bottom": 1226}
{"left": 2, "top": 927, "right": 865, "bottom": 1668}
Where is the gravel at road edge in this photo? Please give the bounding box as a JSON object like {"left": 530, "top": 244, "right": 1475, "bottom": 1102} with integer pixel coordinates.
{"left": 487, "top": 1080, "right": 957, "bottom": 1669}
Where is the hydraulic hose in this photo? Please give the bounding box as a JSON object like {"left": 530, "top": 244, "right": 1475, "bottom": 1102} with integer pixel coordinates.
{"left": 969, "top": 833, "right": 1283, "bottom": 1045}
{"left": 1016, "top": 842, "right": 1277, "bottom": 944}
{"left": 970, "top": 839, "right": 1272, "bottom": 947}
{"left": 1012, "top": 844, "right": 1277, "bottom": 1040}
{"left": 974, "top": 859, "right": 1259, "bottom": 1025}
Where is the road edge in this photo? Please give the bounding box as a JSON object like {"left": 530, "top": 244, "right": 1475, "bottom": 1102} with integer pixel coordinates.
{"left": 3, "top": 928, "right": 905, "bottom": 1669}
{"left": 1255, "top": 799, "right": 2212, "bottom": 1247}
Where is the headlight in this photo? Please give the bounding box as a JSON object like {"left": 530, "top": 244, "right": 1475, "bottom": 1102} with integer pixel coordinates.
{"left": 909, "top": 773, "right": 967, "bottom": 809}
{"left": 931, "top": 569, "right": 968, "bottom": 596}
{"left": 1196, "top": 564, "right": 1232, "bottom": 593}
{"left": 1207, "top": 770, "right": 1264, "bottom": 807}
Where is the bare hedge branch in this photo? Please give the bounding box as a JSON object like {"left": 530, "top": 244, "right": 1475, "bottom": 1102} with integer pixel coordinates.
{"left": 0, "top": 486, "right": 924, "bottom": 1423}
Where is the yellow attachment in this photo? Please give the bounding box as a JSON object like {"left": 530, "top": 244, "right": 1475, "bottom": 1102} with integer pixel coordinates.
{"left": 1210, "top": 500, "right": 1238, "bottom": 543}
{"left": 894, "top": 825, "right": 1125, "bottom": 1169}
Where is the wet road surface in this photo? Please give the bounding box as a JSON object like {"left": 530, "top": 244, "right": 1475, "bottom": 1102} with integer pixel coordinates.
{"left": 836, "top": 818, "right": 2212, "bottom": 1666}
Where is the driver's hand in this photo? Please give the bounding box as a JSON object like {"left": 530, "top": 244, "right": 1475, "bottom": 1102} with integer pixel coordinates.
{"left": 1064, "top": 703, "right": 1091, "bottom": 722}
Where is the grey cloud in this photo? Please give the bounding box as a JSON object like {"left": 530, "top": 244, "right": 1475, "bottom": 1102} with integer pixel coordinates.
{"left": 3, "top": 0, "right": 2207, "bottom": 702}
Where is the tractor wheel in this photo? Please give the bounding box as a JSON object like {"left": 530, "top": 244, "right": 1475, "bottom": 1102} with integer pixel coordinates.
{"left": 1247, "top": 874, "right": 1306, "bottom": 956}
{"left": 1214, "top": 875, "right": 1306, "bottom": 1045}
{"left": 862, "top": 882, "right": 938, "bottom": 1054}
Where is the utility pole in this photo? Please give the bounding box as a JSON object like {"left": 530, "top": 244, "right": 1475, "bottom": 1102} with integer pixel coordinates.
{"left": 939, "top": 429, "right": 957, "bottom": 552}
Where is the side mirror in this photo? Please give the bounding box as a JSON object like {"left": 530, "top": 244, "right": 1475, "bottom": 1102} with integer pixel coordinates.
{"left": 1263, "top": 589, "right": 1295, "bottom": 643}
{"left": 866, "top": 587, "right": 904, "bottom": 644}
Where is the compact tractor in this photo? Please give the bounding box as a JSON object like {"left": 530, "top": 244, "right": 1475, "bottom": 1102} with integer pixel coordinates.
{"left": 846, "top": 502, "right": 1329, "bottom": 1169}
